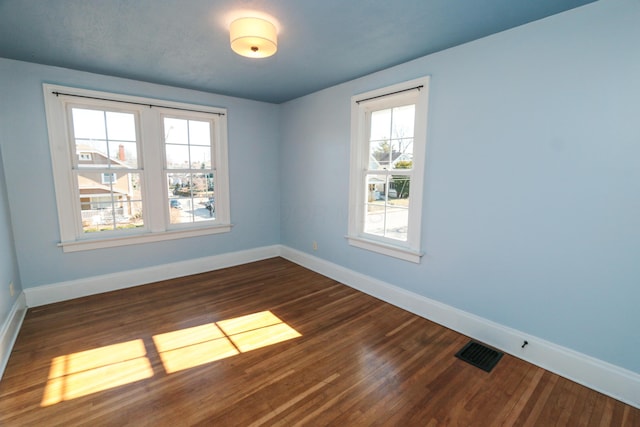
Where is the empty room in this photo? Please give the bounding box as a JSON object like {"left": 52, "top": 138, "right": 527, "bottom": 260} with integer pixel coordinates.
{"left": 0, "top": 0, "right": 638, "bottom": 425}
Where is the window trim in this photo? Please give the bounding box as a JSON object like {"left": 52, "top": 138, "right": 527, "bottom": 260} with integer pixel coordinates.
{"left": 43, "top": 84, "right": 231, "bottom": 252}
{"left": 346, "top": 77, "right": 430, "bottom": 263}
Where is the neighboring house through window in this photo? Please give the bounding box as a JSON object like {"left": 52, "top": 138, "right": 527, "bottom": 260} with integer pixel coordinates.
{"left": 43, "top": 84, "right": 231, "bottom": 252}
{"left": 347, "top": 77, "right": 430, "bottom": 263}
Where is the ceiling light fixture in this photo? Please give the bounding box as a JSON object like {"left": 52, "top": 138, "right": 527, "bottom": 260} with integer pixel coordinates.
{"left": 229, "top": 17, "right": 278, "bottom": 59}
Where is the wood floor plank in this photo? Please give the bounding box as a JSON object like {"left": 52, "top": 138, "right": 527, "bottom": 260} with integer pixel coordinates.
{"left": 0, "top": 257, "right": 637, "bottom": 426}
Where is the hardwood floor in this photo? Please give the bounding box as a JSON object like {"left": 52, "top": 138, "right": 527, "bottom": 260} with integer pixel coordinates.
{"left": 1, "top": 257, "right": 638, "bottom": 426}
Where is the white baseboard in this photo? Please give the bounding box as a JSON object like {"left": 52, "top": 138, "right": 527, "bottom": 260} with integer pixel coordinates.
{"left": 0, "top": 293, "right": 27, "bottom": 381}
{"left": 24, "top": 245, "right": 281, "bottom": 307}
{"left": 280, "top": 245, "right": 640, "bottom": 409}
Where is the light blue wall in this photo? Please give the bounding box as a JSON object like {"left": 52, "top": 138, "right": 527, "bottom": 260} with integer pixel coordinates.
{"left": 0, "top": 146, "right": 22, "bottom": 326}
{"left": 280, "top": 0, "right": 640, "bottom": 373}
{"left": 0, "top": 58, "right": 281, "bottom": 287}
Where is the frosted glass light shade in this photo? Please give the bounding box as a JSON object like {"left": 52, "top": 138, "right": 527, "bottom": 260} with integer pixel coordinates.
{"left": 230, "top": 17, "right": 277, "bottom": 58}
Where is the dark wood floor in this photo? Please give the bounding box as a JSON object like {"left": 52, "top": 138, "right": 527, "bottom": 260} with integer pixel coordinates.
{"left": 1, "top": 257, "right": 638, "bottom": 426}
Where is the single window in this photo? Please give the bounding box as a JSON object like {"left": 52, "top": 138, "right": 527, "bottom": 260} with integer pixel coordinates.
{"left": 347, "top": 77, "right": 430, "bottom": 263}
{"left": 43, "top": 84, "right": 231, "bottom": 252}
{"left": 101, "top": 173, "right": 117, "bottom": 184}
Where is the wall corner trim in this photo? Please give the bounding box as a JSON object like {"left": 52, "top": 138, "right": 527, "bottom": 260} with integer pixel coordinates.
{"left": 279, "top": 245, "right": 640, "bottom": 409}
{"left": 0, "top": 293, "right": 27, "bottom": 381}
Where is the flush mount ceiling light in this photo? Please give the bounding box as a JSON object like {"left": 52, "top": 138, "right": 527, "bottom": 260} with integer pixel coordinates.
{"left": 229, "top": 17, "right": 278, "bottom": 58}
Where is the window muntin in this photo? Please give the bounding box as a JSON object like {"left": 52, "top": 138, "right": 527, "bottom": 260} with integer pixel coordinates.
{"left": 348, "top": 77, "right": 429, "bottom": 263}
{"left": 44, "top": 84, "right": 231, "bottom": 252}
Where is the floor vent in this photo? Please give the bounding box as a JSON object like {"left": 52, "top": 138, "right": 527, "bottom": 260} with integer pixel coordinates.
{"left": 455, "top": 340, "right": 503, "bottom": 372}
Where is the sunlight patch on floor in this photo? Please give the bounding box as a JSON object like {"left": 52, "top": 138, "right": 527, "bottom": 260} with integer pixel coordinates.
{"left": 40, "top": 311, "right": 301, "bottom": 406}
{"left": 41, "top": 339, "right": 153, "bottom": 407}
{"left": 153, "top": 310, "right": 301, "bottom": 373}
{"left": 153, "top": 323, "right": 239, "bottom": 373}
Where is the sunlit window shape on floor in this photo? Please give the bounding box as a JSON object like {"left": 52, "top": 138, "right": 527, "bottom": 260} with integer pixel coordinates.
{"left": 152, "top": 310, "right": 301, "bottom": 374}
{"left": 153, "top": 323, "right": 239, "bottom": 374}
{"left": 41, "top": 339, "right": 153, "bottom": 407}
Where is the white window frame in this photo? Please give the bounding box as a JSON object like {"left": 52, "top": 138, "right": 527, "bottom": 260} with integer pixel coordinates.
{"left": 43, "top": 84, "right": 231, "bottom": 252}
{"left": 347, "top": 77, "right": 430, "bottom": 263}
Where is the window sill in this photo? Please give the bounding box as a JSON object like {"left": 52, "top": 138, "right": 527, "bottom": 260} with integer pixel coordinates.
{"left": 346, "top": 235, "right": 423, "bottom": 263}
{"left": 59, "top": 224, "right": 233, "bottom": 253}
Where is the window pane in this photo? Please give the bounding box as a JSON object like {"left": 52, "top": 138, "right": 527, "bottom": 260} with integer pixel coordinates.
{"left": 363, "top": 174, "right": 410, "bottom": 242}
{"left": 107, "top": 141, "right": 138, "bottom": 169}
{"left": 386, "top": 175, "right": 410, "bottom": 241}
{"left": 167, "top": 172, "right": 215, "bottom": 224}
{"left": 190, "top": 145, "right": 211, "bottom": 169}
{"left": 391, "top": 174, "right": 411, "bottom": 201}
{"left": 369, "top": 105, "right": 416, "bottom": 172}
{"left": 164, "top": 118, "right": 212, "bottom": 169}
{"left": 78, "top": 172, "right": 144, "bottom": 233}
{"left": 369, "top": 108, "right": 391, "bottom": 170}
{"left": 370, "top": 109, "right": 391, "bottom": 141}
{"left": 83, "top": 201, "right": 116, "bottom": 233}
{"left": 369, "top": 138, "right": 391, "bottom": 170}
{"left": 364, "top": 202, "right": 386, "bottom": 237}
{"left": 72, "top": 108, "right": 106, "bottom": 140}
{"left": 165, "top": 144, "right": 190, "bottom": 169}
{"left": 73, "top": 108, "right": 139, "bottom": 169}
{"left": 164, "top": 118, "right": 188, "bottom": 145}
{"left": 370, "top": 107, "right": 415, "bottom": 171}
{"left": 190, "top": 173, "right": 210, "bottom": 195}
{"left": 189, "top": 120, "right": 211, "bottom": 146}
{"left": 366, "top": 174, "right": 386, "bottom": 202}
{"left": 385, "top": 205, "right": 409, "bottom": 241}
{"left": 106, "top": 112, "right": 136, "bottom": 142}
{"left": 168, "top": 196, "right": 190, "bottom": 225}
{"left": 391, "top": 105, "right": 415, "bottom": 139}
{"left": 364, "top": 174, "right": 387, "bottom": 237}
{"left": 75, "top": 139, "right": 108, "bottom": 163}
{"left": 390, "top": 138, "right": 413, "bottom": 170}
{"left": 168, "top": 172, "right": 187, "bottom": 196}
{"left": 193, "top": 193, "right": 215, "bottom": 222}
{"left": 389, "top": 105, "right": 415, "bottom": 171}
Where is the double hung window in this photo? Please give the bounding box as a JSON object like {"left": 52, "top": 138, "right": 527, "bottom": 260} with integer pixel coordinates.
{"left": 43, "top": 84, "right": 231, "bottom": 252}
{"left": 347, "top": 77, "right": 430, "bottom": 263}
